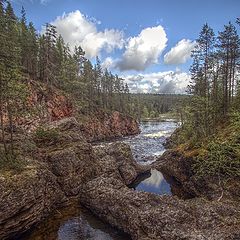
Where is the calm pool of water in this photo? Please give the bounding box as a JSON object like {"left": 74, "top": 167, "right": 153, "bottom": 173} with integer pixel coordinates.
{"left": 134, "top": 169, "right": 171, "bottom": 195}
{"left": 20, "top": 202, "right": 129, "bottom": 240}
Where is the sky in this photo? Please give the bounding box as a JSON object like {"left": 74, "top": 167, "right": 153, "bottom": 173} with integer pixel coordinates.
{"left": 11, "top": 0, "right": 240, "bottom": 94}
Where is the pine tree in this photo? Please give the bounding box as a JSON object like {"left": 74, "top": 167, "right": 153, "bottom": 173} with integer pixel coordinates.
{"left": 40, "top": 23, "right": 57, "bottom": 85}
{"left": 19, "top": 6, "right": 29, "bottom": 73}
{"left": 1, "top": 1, "right": 26, "bottom": 157}
{"left": 188, "top": 24, "right": 216, "bottom": 137}
{"left": 27, "top": 22, "right": 38, "bottom": 79}
{"left": 0, "top": 0, "right": 7, "bottom": 154}
{"left": 217, "top": 22, "right": 240, "bottom": 115}
{"left": 94, "top": 56, "right": 102, "bottom": 106}
{"left": 82, "top": 60, "right": 94, "bottom": 110}
{"left": 73, "top": 45, "right": 85, "bottom": 76}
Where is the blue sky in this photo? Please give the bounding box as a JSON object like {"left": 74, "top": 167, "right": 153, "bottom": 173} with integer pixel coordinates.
{"left": 11, "top": 0, "right": 240, "bottom": 93}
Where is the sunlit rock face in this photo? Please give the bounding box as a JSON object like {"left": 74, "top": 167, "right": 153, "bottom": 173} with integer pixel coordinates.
{"left": 0, "top": 164, "right": 66, "bottom": 240}
{"left": 81, "top": 111, "right": 140, "bottom": 142}
{"left": 0, "top": 118, "right": 145, "bottom": 240}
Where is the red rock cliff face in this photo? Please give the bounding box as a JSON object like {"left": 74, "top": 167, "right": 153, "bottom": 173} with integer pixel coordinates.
{"left": 27, "top": 82, "right": 73, "bottom": 121}
{"left": 16, "top": 81, "right": 73, "bottom": 132}
{"left": 80, "top": 111, "right": 140, "bottom": 142}
{"left": 20, "top": 81, "right": 140, "bottom": 139}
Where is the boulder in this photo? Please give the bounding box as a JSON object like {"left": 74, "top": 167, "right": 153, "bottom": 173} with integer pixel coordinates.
{"left": 46, "top": 142, "right": 97, "bottom": 196}
{"left": 0, "top": 164, "right": 66, "bottom": 240}
{"left": 80, "top": 176, "right": 240, "bottom": 240}
{"left": 153, "top": 149, "right": 240, "bottom": 201}
{"left": 93, "top": 142, "right": 150, "bottom": 185}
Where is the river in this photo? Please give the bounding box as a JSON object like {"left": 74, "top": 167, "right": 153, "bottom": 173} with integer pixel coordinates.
{"left": 21, "top": 120, "right": 178, "bottom": 240}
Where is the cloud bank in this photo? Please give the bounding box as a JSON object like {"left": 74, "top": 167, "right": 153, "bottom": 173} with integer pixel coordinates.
{"left": 116, "top": 26, "right": 168, "bottom": 71}
{"left": 164, "top": 39, "right": 196, "bottom": 65}
{"left": 122, "top": 70, "right": 190, "bottom": 94}
{"left": 51, "top": 10, "right": 124, "bottom": 58}
{"left": 48, "top": 10, "right": 193, "bottom": 94}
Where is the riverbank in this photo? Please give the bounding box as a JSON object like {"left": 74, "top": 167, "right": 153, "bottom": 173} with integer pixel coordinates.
{"left": 18, "top": 120, "right": 176, "bottom": 240}
{"left": 78, "top": 121, "right": 240, "bottom": 239}
{"left": 155, "top": 115, "right": 240, "bottom": 202}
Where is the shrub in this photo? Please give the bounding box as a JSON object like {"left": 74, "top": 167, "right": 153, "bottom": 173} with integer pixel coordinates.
{"left": 34, "top": 127, "right": 60, "bottom": 145}
{"left": 193, "top": 141, "right": 240, "bottom": 179}
{"left": 0, "top": 150, "right": 26, "bottom": 173}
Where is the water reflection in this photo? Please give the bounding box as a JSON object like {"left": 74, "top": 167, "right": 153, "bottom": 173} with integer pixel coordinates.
{"left": 134, "top": 169, "right": 171, "bottom": 195}
{"left": 58, "top": 217, "right": 117, "bottom": 240}
{"left": 20, "top": 202, "right": 129, "bottom": 240}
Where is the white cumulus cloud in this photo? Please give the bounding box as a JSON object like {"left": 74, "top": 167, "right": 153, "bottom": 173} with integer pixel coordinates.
{"left": 51, "top": 10, "right": 124, "bottom": 58}
{"left": 117, "top": 26, "right": 168, "bottom": 71}
{"left": 101, "top": 57, "right": 115, "bottom": 70}
{"left": 164, "top": 39, "right": 196, "bottom": 65}
{"left": 122, "top": 70, "right": 190, "bottom": 94}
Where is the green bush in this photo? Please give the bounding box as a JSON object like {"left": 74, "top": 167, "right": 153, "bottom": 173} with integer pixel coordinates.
{"left": 34, "top": 127, "right": 60, "bottom": 145}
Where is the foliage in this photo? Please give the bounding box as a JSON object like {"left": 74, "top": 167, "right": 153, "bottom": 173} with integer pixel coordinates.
{"left": 183, "top": 21, "right": 240, "bottom": 142}
{"left": 0, "top": 149, "right": 26, "bottom": 173}
{"left": 129, "top": 93, "right": 186, "bottom": 120}
{"left": 176, "top": 21, "right": 240, "bottom": 180}
{"left": 34, "top": 127, "right": 60, "bottom": 145}
{"left": 193, "top": 141, "right": 240, "bottom": 179}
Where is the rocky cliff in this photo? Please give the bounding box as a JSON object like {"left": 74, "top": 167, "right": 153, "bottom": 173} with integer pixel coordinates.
{"left": 80, "top": 178, "right": 240, "bottom": 240}
{"left": 0, "top": 117, "right": 145, "bottom": 239}
{"left": 153, "top": 149, "right": 240, "bottom": 202}
{"left": 0, "top": 164, "right": 65, "bottom": 240}
{"left": 20, "top": 81, "right": 140, "bottom": 140}
{"left": 1, "top": 117, "right": 240, "bottom": 240}
{"left": 80, "top": 110, "right": 140, "bottom": 142}
{"left": 79, "top": 141, "right": 240, "bottom": 240}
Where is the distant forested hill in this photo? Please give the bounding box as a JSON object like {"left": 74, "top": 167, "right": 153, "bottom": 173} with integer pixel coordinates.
{"left": 127, "top": 93, "right": 187, "bottom": 119}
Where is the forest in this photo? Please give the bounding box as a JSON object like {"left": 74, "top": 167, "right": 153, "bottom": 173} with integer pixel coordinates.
{"left": 175, "top": 20, "right": 240, "bottom": 179}
{"left": 182, "top": 21, "right": 240, "bottom": 138}
{"left": 0, "top": 1, "right": 182, "bottom": 160}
